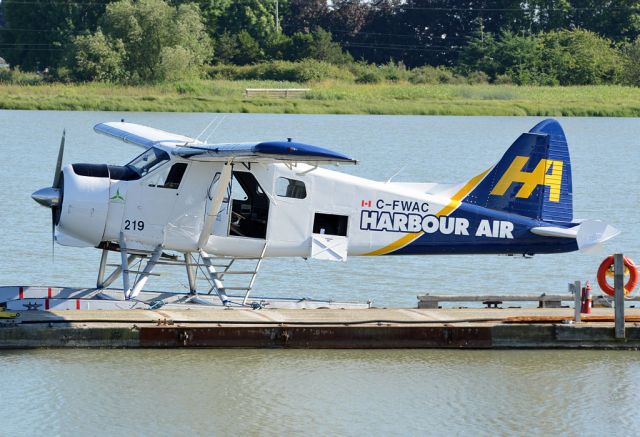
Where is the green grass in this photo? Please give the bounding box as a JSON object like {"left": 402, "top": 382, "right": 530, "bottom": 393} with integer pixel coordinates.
{"left": 1, "top": 80, "right": 640, "bottom": 116}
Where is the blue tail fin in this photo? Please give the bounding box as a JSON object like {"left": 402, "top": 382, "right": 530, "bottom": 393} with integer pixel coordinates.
{"left": 465, "top": 119, "right": 573, "bottom": 223}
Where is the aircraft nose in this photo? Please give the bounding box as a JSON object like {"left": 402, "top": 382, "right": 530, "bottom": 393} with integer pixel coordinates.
{"left": 31, "top": 187, "right": 61, "bottom": 208}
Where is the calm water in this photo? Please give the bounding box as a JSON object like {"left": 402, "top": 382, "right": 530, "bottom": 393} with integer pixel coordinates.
{"left": 0, "top": 111, "right": 639, "bottom": 435}
{"left": 1, "top": 349, "right": 640, "bottom": 436}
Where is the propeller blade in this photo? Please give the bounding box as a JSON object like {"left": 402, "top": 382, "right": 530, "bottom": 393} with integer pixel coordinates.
{"left": 51, "top": 208, "right": 56, "bottom": 261}
{"left": 53, "top": 129, "right": 65, "bottom": 189}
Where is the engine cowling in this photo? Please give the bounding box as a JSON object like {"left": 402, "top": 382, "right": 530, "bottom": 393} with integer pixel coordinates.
{"left": 55, "top": 164, "right": 110, "bottom": 247}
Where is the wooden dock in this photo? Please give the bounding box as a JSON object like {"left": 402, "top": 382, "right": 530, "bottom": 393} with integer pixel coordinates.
{"left": 2, "top": 307, "right": 640, "bottom": 349}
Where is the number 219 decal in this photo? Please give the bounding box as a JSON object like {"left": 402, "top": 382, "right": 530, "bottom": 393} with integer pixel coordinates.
{"left": 124, "top": 219, "right": 145, "bottom": 231}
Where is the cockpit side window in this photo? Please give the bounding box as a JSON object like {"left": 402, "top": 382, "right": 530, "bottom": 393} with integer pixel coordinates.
{"left": 126, "top": 148, "right": 170, "bottom": 177}
{"left": 148, "top": 162, "right": 188, "bottom": 189}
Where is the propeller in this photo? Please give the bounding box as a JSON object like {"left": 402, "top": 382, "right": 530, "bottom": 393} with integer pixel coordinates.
{"left": 31, "top": 130, "right": 65, "bottom": 258}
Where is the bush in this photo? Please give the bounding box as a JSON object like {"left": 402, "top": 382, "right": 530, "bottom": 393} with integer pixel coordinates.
{"left": 379, "top": 61, "right": 408, "bottom": 82}
{"left": 467, "top": 70, "right": 490, "bottom": 84}
{"left": 349, "top": 62, "right": 382, "bottom": 84}
{"left": 408, "top": 65, "right": 456, "bottom": 84}
{"left": 206, "top": 64, "right": 243, "bottom": 80}
{"left": 541, "top": 29, "right": 622, "bottom": 85}
{"left": 206, "top": 60, "right": 353, "bottom": 82}
{"left": 493, "top": 73, "right": 514, "bottom": 85}
{"left": 0, "top": 67, "right": 43, "bottom": 85}
{"left": 354, "top": 70, "right": 382, "bottom": 84}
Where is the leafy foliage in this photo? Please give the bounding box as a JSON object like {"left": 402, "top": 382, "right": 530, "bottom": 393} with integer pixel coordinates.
{"left": 93, "top": 0, "right": 212, "bottom": 82}
{"left": 66, "top": 31, "right": 126, "bottom": 82}
{"left": 1, "top": 0, "right": 640, "bottom": 86}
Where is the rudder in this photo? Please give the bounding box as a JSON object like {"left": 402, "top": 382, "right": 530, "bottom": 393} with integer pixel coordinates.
{"left": 464, "top": 119, "right": 573, "bottom": 223}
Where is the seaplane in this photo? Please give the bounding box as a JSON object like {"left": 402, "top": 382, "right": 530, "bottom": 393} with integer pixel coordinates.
{"left": 24, "top": 118, "right": 618, "bottom": 309}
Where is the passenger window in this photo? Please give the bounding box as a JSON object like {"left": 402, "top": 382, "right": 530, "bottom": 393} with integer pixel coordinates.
{"left": 148, "top": 163, "right": 188, "bottom": 189}
{"left": 276, "top": 177, "right": 307, "bottom": 199}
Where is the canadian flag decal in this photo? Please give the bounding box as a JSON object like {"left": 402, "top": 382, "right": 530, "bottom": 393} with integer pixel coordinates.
{"left": 361, "top": 200, "right": 372, "bottom": 207}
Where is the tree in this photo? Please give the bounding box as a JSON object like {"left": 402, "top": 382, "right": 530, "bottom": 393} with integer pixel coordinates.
{"left": 0, "top": 0, "right": 111, "bottom": 71}
{"left": 66, "top": 30, "right": 126, "bottom": 82}
{"left": 493, "top": 32, "right": 549, "bottom": 85}
{"left": 541, "top": 29, "right": 622, "bottom": 85}
{"left": 235, "top": 30, "right": 263, "bottom": 64}
{"left": 216, "top": 0, "right": 282, "bottom": 45}
{"left": 457, "top": 26, "right": 499, "bottom": 76}
{"left": 215, "top": 32, "right": 239, "bottom": 64}
{"left": 284, "top": 29, "right": 350, "bottom": 63}
{"left": 329, "top": 0, "right": 371, "bottom": 37}
{"left": 622, "top": 38, "right": 640, "bottom": 85}
{"left": 567, "top": 0, "right": 640, "bottom": 41}
{"left": 92, "top": 0, "right": 212, "bottom": 81}
{"left": 167, "top": 0, "right": 232, "bottom": 34}
{"left": 282, "top": 0, "right": 328, "bottom": 34}
{"left": 525, "top": 0, "right": 572, "bottom": 33}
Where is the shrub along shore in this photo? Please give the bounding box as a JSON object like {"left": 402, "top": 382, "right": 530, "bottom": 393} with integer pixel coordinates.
{"left": 1, "top": 79, "right": 640, "bottom": 117}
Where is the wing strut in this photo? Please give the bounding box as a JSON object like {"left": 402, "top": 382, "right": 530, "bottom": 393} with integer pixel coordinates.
{"left": 197, "top": 163, "right": 233, "bottom": 250}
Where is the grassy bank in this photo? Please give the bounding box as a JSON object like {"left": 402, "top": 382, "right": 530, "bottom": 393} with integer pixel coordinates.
{"left": 1, "top": 80, "right": 640, "bottom": 116}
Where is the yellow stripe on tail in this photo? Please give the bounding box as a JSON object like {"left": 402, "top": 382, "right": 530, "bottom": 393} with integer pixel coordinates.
{"left": 363, "top": 167, "right": 491, "bottom": 256}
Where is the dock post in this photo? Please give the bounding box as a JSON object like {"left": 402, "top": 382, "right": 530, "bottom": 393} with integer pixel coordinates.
{"left": 614, "top": 253, "right": 625, "bottom": 339}
{"left": 572, "top": 281, "right": 581, "bottom": 322}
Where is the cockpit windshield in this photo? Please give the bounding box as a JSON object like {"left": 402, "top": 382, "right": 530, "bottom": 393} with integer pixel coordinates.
{"left": 126, "top": 148, "right": 170, "bottom": 177}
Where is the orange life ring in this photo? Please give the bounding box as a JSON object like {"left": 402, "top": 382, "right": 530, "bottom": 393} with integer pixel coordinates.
{"left": 597, "top": 255, "right": 639, "bottom": 297}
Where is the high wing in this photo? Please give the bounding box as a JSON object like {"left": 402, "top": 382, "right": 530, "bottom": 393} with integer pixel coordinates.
{"left": 94, "top": 121, "right": 356, "bottom": 165}
{"left": 172, "top": 141, "right": 356, "bottom": 164}
{"left": 94, "top": 122, "right": 198, "bottom": 150}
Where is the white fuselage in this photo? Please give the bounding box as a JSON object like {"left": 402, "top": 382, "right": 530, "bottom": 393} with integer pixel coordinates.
{"left": 56, "top": 158, "right": 456, "bottom": 260}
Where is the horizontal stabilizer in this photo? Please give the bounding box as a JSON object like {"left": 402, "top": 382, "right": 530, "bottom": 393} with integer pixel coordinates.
{"left": 530, "top": 225, "right": 578, "bottom": 239}
{"left": 531, "top": 220, "right": 619, "bottom": 253}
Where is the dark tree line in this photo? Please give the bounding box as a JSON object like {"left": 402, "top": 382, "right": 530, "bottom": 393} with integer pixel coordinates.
{"left": 0, "top": 0, "right": 639, "bottom": 84}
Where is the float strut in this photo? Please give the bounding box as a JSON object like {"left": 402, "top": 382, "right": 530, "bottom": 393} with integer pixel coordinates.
{"left": 120, "top": 232, "right": 132, "bottom": 299}
{"left": 96, "top": 249, "right": 109, "bottom": 288}
{"left": 129, "top": 245, "right": 163, "bottom": 299}
{"left": 99, "top": 254, "right": 137, "bottom": 290}
{"left": 184, "top": 252, "right": 197, "bottom": 294}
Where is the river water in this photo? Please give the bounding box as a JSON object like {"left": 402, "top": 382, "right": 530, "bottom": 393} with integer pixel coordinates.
{"left": 0, "top": 111, "right": 639, "bottom": 435}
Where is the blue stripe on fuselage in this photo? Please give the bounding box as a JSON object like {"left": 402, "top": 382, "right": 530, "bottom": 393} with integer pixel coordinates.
{"left": 388, "top": 202, "right": 577, "bottom": 255}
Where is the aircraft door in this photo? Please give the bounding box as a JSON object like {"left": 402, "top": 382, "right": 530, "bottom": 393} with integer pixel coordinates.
{"left": 122, "top": 162, "right": 187, "bottom": 248}
{"left": 159, "top": 161, "right": 226, "bottom": 251}
{"left": 215, "top": 171, "right": 269, "bottom": 239}
{"left": 268, "top": 174, "right": 311, "bottom": 245}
